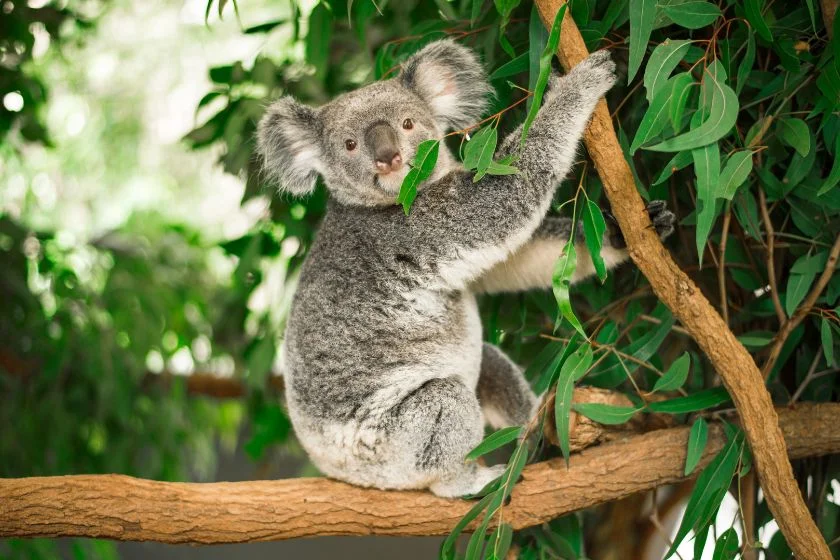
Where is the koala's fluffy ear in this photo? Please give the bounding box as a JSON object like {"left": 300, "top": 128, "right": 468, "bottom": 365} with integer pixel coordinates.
{"left": 399, "top": 39, "right": 493, "bottom": 131}
{"left": 257, "top": 97, "right": 324, "bottom": 196}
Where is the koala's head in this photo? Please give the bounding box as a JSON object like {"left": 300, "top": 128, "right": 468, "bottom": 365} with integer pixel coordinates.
{"left": 257, "top": 39, "right": 492, "bottom": 206}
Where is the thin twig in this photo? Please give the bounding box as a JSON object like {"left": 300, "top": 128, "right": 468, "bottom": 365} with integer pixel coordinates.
{"left": 790, "top": 350, "right": 825, "bottom": 404}
{"left": 763, "top": 233, "right": 840, "bottom": 379}
{"left": 758, "top": 188, "right": 786, "bottom": 325}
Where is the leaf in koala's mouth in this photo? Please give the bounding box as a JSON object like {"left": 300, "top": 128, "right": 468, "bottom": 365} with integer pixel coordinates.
{"left": 397, "top": 139, "right": 439, "bottom": 215}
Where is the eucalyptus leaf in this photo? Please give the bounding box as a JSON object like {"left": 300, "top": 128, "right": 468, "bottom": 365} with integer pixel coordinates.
{"left": 571, "top": 402, "right": 640, "bottom": 424}
{"left": 643, "top": 39, "right": 691, "bottom": 101}
{"left": 628, "top": 0, "right": 657, "bottom": 83}
{"left": 652, "top": 352, "right": 690, "bottom": 393}
{"left": 684, "top": 417, "right": 709, "bottom": 475}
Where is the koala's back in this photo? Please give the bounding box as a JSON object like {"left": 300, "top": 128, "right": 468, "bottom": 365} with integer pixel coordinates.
{"left": 284, "top": 201, "right": 483, "bottom": 422}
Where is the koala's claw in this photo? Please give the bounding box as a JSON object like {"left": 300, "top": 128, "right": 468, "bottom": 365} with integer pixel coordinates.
{"left": 604, "top": 200, "right": 675, "bottom": 249}
{"left": 647, "top": 200, "right": 676, "bottom": 239}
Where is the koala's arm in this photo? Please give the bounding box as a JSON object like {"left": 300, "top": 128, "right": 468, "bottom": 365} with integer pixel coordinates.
{"left": 406, "top": 52, "right": 617, "bottom": 290}
{"left": 470, "top": 202, "right": 676, "bottom": 293}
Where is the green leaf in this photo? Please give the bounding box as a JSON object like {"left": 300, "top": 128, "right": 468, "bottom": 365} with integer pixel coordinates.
{"left": 647, "top": 64, "right": 739, "bottom": 152}
{"left": 553, "top": 241, "right": 585, "bottom": 337}
{"left": 669, "top": 72, "right": 695, "bottom": 133}
{"left": 662, "top": 1, "right": 721, "bottom": 29}
{"left": 471, "top": 0, "right": 485, "bottom": 25}
{"left": 685, "top": 417, "right": 709, "bottom": 475}
{"left": 693, "top": 139, "right": 721, "bottom": 261}
{"left": 777, "top": 118, "right": 811, "bottom": 157}
{"left": 818, "top": 133, "right": 840, "bottom": 195}
{"left": 737, "top": 332, "right": 774, "bottom": 348}
{"left": 466, "top": 426, "right": 522, "bottom": 461}
{"left": 582, "top": 199, "right": 607, "bottom": 282}
{"left": 464, "top": 126, "right": 498, "bottom": 176}
{"left": 485, "top": 160, "right": 519, "bottom": 175}
{"left": 647, "top": 387, "right": 731, "bottom": 413}
{"left": 785, "top": 272, "right": 816, "bottom": 317}
{"left": 398, "top": 140, "right": 439, "bottom": 214}
{"left": 744, "top": 0, "right": 773, "bottom": 42}
{"left": 488, "top": 523, "right": 513, "bottom": 560}
{"left": 719, "top": 150, "right": 754, "bottom": 200}
{"left": 631, "top": 78, "right": 675, "bottom": 153}
{"left": 712, "top": 528, "right": 740, "bottom": 560}
{"left": 653, "top": 352, "right": 690, "bottom": 393}
{"left": 628, "top": 0, "right": 657, "bottom": 83}
{"left": 490, "top": 52, "right": 529, "bottom": 80}
{"left": 665, "top": 430, "right": 744, "bottom": 558}
{"left": 653, "top": 150, "right": 693, "bottom": 185}
{"left": 572, "top": 402, "right": 640, "bottom": 424}
{"left": 521, "top": 3, "right": 567, "bottom": 146}
{"left": 440, "top": 492, "right": 494, "bottom": 560}
{"left": 821, "top": 318, "right": 836, "bottom": 367}
{"left": 736, "top": 28, "right": 755, "bottom": 95}
{"left": 555, "top": 345, "right": 594, "bottom": 464}
{"left": 643, "top": 40, "right": 691, "bottom": 101}
{"left": 694, "top": 525, "right": 710, "bottom": 559}
{"left": 305, "top": 3, "right": 333, "bottom": 80}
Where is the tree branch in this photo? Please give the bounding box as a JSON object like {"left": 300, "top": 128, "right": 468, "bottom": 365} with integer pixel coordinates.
{"left": 532, "top": 1, "right": 833, "bottom": 557}
{"left": 1, "top": 404, "right": 836, "bottom": 544}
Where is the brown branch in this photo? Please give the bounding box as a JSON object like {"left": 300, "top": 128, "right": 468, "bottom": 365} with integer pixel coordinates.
{"left": 762, "top": 233, "right": 840, "bottom": 378}
{"left": 532, "top": 1, "right": 833, "bottom": 557}
{"left": 759, "top": 188, "right": 786, "bottom": 325}
{"left": 0, "top": 404, "right": 837, "bottom": 544}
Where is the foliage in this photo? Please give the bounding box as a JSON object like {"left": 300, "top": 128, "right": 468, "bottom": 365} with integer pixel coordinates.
{"left": 2, "top": 0, "right": 840, "bottom": 557}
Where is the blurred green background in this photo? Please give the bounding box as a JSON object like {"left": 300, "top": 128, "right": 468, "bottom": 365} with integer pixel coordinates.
{"left": 1, "top": 0, "right": 838, "bottom": 558}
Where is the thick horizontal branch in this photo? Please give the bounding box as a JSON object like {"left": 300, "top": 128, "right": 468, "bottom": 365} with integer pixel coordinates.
{"left": 1, "top": 404, "right": 837, "bottom": 544}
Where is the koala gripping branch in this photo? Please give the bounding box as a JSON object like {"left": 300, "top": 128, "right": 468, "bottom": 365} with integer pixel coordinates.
{"left": 532, "top": 1, "right": 832, "bottom": 558}
{"left": 0, "top": 404, "right": 838, "bottom": 544}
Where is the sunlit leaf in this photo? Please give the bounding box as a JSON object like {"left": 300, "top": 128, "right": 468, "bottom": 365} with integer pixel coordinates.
{"left": 712, "top": 528, "right": 740, "bottom": 560}
{"left": 647, "top": 63, "right": 739, "bottom": 152}
{"left": 665, "top": 430, "right": 744, "bottom": 558}
{"left": 643, "top": 39, "right": 691, "bottom": 101}
{"left": 582, "top": 199, "right": 607, "bottom": 282}
{"left": 653, "top": 352, "right": 690, "bottom": 393}
{"left": 777, "top": 118, "right": 811, "bottom": 157}
{"left": 628, "top": 0, "right": 656, "bottom": 83}
{"left": 555, "top": 345, "right": 594, "bottom": 464}
{"left": 647, "top": 387, "right": 731, "bottom": 413}
{"left": 662, "top": 1, "right": 721, "bottom": 29}
{"left": 571, "top": 402, "right": 640, "bottom": 424}
{"left": 466, "top": 426, "right": 522, "bottom": 461}
{"left": 463, "top": 126, "right": 498, "bottom": 179}
{"left": 398, "top": 139, "right": 439, "bottom": 214}
{"left": 719, "top": 150, "right": 754, "bottom": 200}
{"left": 685, "top": 417, "right": 708, "bottom": 475}
{"left": 521, "top": 3, "right": 567, "bottom": 146}
{"left": 553, "top": 241, "right": 585, "bottom": 337}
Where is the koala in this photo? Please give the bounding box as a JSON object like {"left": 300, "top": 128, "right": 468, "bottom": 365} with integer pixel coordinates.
{"left": 256, "top": 40, "right": 675, "bottom": 498}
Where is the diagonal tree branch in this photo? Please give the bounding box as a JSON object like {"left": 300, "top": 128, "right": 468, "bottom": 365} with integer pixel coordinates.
{"left": 0, "top": 404, "right": 837, "bottom": 544}
{"left": 531, "top": 1, "right": 833, "bottom": 557}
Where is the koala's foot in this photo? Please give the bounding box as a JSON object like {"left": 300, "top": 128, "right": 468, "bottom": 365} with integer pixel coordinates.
{"left": 430, "top": 463, "right": 506, "bottom": 498}
{"left": 605, "top": 200, "right": 676, "bottom": 249}
{"left": 565, "top": 50, "right": 617, "bottom": 99}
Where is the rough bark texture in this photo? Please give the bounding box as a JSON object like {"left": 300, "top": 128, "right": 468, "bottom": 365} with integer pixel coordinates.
{"left": 532, "top": 1, "right": 832, "bottom": 557}
{"left": 1, "top": 404, "right": 837, "bottom": 544}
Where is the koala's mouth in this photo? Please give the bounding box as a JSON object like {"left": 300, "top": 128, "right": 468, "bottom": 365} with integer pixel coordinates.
{"left": 373, "top": 169, "right": 408, "bottom": 196}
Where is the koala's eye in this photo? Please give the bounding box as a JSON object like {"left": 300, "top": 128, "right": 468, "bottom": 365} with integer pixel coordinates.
{"left": 402, "top": 118, "right": 414, "bottom": 130}
{"left": 345, "top": 139, "right": 357, "bottom": 151}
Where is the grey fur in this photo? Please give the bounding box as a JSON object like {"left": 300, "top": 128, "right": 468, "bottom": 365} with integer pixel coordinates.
{"left": 257, "top": 43, "right": 674, "bottom": 497}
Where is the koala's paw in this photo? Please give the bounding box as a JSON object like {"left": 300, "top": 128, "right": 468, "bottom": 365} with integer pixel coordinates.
{"left": 567, "top": 50, "right": 617, "bottom": 99}
{"left": 604, "top": 200, "right": 676, "bottom": 249}
{"left": 647, "top": 200, "right": 676, "bottom": 239}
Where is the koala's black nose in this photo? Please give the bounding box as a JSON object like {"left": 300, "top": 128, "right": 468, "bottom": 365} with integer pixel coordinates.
{"left": 365, "top": 121, "right": 403, "bottom": 174}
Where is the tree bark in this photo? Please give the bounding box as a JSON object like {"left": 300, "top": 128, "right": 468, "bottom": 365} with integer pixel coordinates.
{"left": 1, "top": 404, "right": 837, "bottom": 545}
{"left": 531, "top": 1, "right": 833, "bottom": 557}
